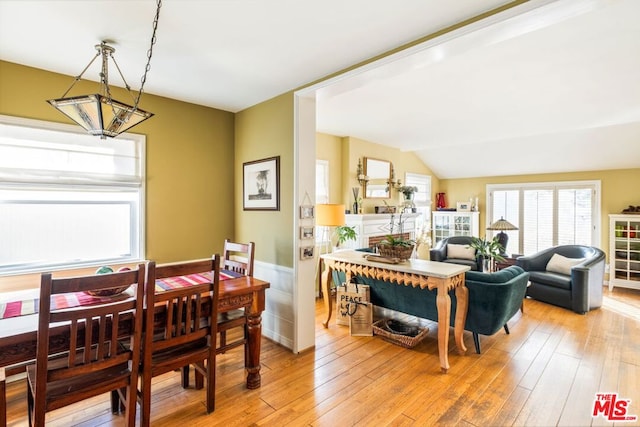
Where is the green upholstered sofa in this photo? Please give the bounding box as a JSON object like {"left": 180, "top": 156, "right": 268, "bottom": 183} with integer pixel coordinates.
{"left": 333, "top": 265, "right": 529, "bottom": 353}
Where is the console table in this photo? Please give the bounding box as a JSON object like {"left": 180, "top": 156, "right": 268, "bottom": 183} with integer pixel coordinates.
{"left": 320, "top": 250, "right": 469, "bottom": 373}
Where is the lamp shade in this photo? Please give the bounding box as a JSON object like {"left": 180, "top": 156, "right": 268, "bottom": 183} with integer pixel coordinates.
{"left": 316, "top": 204, "right": 345, "bottom": 226}
{"left": 487, "top": 217, "right": 518, "bottom": 231}
{"left": 48, "top": 94, "right": 154, "bottom": 138}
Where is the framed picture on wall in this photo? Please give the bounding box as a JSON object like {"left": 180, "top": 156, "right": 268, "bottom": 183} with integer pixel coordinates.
{"left": 300, "top": 246, "right": 315, "bottom": 260}
{"left": 300, "top": 226, "right": 315, "bottom": 240}
{"left": 300, "top": 205, "right": 314, "bottom": 219}
{"left": 243, "top": 156, "right": 280, "bottom": 211}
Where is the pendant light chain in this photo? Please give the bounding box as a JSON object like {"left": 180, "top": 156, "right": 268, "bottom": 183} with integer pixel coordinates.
{"left": 133, "top": 0, "right": 162, "bottom": 112}
{"left": 47, "top": 0, "right": 161, "bottom": 137}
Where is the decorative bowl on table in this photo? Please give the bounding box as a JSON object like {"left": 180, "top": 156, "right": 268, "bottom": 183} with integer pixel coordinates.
{"left": 84, "top": 266, "right": 131, "bottom": 297}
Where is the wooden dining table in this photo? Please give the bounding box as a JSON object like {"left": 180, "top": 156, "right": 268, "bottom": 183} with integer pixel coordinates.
{"left": 0, "top": 275, "right": 270, "bottom": 390}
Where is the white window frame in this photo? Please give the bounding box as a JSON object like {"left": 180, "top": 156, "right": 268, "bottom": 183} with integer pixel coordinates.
{"left": 315, "top": 159, "right": 331, "bottom": 249}
{"left": 487, "top": 180, "right": 601, "bottom": 255}
{"left": 404, "top": 172, "right": 432, "bottom": 237}
{"left": 0, "top": 114, "right": 145, "bottom": 276}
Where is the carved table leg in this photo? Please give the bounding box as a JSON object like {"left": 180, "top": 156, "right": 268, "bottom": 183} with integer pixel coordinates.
{"left": 436, "top": 284, "right": 451, "bottom": 373}
{"left": 454, "top": 280, "right": 468, "bottom": 355}
{"left": 321, "top": 262, "right": 334, "bottom": 328}
{"left": 245, "top": 312, "right": 262, "bottom": 389}
{"left": 245, "top": 290, "right": 265, "bottom": 389}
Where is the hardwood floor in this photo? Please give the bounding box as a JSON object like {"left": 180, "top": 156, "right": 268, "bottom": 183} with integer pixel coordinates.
{"left": 5, "top": 287, "right": 640, "bottom": 426}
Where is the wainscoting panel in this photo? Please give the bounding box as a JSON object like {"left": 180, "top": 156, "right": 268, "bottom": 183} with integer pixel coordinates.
{"left": 254, "top": 261, "right": 294, "bottom": 349}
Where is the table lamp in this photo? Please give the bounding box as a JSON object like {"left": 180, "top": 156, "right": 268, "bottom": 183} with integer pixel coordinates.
{"left": 487, "top": 217, "right": 518, "bottom": 256}
{"left": 316, "top": 204, "right": 345, "bottom": 253}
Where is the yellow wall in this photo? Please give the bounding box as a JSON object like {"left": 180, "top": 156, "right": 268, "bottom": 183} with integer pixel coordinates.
{"left": 316, "top": 132, "right": 343, "bottom": 203}
{"left": 439, "top": 168, "right": 640, "bottom": 259}
{"left": 0, "top": 60, "right": 236, "bottom": 265}
{"left": 235, "top": 93, "right": 294, "bottom": 267}
{"left": 342, "top": 136, "right": 439, "bottom": 213}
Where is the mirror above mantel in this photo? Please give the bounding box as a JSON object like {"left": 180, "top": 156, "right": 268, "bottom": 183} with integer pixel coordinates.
{"left": 364, "top": 157, "right": 390, "bottom": 199}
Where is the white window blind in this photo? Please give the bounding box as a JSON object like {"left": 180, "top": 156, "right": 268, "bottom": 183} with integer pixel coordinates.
{"left": 0, "top": 115, "right": 145, "bottom": 275}
{"left": 315, "top": 160, "right": 329, "bottom": 204}
{"left": 404, "top": 172, "right": 432, "bottom": 236}
{"left": 488, "top": 181, "right": 599, "bottom": 256}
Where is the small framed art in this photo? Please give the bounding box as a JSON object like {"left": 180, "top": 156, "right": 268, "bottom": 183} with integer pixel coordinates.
{"left": 300, "top": 226, "right": 315, "bottom": 240}
{"left": 300, "top": 246, "right": 315, "bottom": 260}
{"left": 300, "top": 205, "right": 314, "bottom": 219}
{"left": 243, "top": 156, "right": 280, "bottom": 211}
{"left": 456, "top": 202, "right": 471, "bottom": 212}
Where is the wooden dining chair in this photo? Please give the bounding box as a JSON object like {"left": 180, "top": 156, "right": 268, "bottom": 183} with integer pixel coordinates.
{"left": 218, "top": 239, "right": 255, "bottom": 353}
{"left": 26, "top": 265, "right": 146, "bottom": 427}
{"left": 136, "top": 256, "right": 220, "bottom": 427}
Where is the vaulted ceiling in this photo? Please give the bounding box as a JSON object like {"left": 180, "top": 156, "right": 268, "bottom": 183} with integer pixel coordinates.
{"left": 1, "top": 0, "right": 638, "bottom": 179}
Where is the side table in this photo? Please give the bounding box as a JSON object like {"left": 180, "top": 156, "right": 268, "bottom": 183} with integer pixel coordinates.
{"left": 495, "top": 257, "right": 518, "bottom": 271}
{"left": 495, "top": 256, "right": 527, "bottom": 312}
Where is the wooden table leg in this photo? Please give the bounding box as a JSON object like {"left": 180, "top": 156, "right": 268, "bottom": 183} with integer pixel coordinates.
{"left": 245, "top": 291, "right": 264, "bottom": 389}
{"left": 321, "top": 262, "right": 334, "bottom": 328}
{"left": 436, "top": 283, "right": 452, "bottom": 373}
{"left": 454, "top": 279, "right": 468, "bottom": 355}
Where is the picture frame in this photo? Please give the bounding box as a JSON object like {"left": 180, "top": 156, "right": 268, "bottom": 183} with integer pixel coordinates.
{"left": 243, "top": 156, "right": 280, "bottom": 211}
{"left": 300, "top": 226, "right": 315, "bottom": 240}
{"left": 300, "top": 246, "right": 315, "bottom": 260}
{"left": 300, "top": 205, "right": 315, "bottom": 219}
{"left": 456, "top": 202, "right": 471, "bottom": 212}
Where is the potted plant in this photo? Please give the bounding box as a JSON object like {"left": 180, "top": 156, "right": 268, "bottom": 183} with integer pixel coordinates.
{"left": 398, "top": 185, "right": 418, "bottom": 211}
{"left": 469, "top": 236, "right": 505, "bottom": 272}
{"left": 335, "top": 225, "right": 357, "bottom": 248}
{"left": 398, "top": 185, "right": 418, "bottom": 199}
{"left": 378, "top": 234, "right": 416, "bottom": 260}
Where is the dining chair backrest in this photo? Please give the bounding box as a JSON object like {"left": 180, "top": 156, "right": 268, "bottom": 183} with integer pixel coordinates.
{"left": 29, "top": 265, "right": 146, "bottom": 427}
{"left": 222, "top": 239, "right": 255, "bottom": 277}
{"left": 146, "top": 257, "right": 220, "bottom": 355}
{"left": 217, "top": 240, "right": 255, "bottom": 356}
{"left": 138, "top": 256, "right": 220, "bottom": 426}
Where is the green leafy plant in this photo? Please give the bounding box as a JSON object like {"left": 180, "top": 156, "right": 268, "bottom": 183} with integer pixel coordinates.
{"left": 380, "top": 234, "right": 415, "bottom": 248}
{"left": 398, "top": 185, "right": 418, "bottom": 198}
{"left": 469, "top": 236, "right": 505, "bottom": 262}
{"left": 335, "top": 225, "right": 357, "bottom": 246}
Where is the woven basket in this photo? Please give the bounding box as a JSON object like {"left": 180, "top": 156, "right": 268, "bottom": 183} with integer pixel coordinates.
{"left": 372, "top": 318, "right": 429, "bottom": 349}
{"left": 378, "top": 244, "right": 414, "bottom": 260}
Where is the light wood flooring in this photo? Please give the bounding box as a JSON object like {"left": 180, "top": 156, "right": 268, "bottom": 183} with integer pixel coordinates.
{"left": 5, "top": 287, "right": 640, "bottom": 426}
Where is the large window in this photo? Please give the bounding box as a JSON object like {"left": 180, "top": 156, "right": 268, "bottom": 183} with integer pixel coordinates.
{"left": 488, "top": 181, "right": 600, "bottom": 256}
{"left": 404, "top": 172, "right": 432, "bottom": 237}
{"left": 0, "top": 115, "right": 145, "bottom": 275}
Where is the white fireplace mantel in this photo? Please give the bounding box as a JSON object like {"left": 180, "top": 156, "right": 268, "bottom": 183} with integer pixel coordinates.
{"left": 343, "top": 213, "right": 419, "bottom": 249}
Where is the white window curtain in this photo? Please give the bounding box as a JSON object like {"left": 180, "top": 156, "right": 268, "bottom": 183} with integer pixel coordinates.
{"left": 0, "top": 115, "right": 145, "bottom": 275}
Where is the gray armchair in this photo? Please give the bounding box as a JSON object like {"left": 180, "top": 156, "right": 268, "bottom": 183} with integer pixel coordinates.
{"left": 516, "top": 245, "right": 605, "bottom": 314}
{"left": 429, "top": 236, "right": 482, "bottom": 271}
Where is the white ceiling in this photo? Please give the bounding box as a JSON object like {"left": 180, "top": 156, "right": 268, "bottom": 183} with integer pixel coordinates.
{"left": 1, "top": 0, "right": 639, "bottom": 179}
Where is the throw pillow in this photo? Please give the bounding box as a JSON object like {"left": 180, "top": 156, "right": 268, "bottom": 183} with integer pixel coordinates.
{"left": 447, "top": 244, "right": 476, "bottom": 260}
{"left": 546, "top": 253, "right": 585, "bottom": 275}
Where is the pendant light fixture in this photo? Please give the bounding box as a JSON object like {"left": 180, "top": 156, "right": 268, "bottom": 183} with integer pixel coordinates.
{"left": 47, "top": 0, "right": 162, "bottom": 138}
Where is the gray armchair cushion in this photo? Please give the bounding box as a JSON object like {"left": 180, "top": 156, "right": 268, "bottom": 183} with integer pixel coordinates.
{"left": 430, "top": 236, "right": 482, "bottom": 271}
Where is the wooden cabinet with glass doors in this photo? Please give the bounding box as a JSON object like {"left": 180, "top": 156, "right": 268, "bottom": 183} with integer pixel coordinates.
{"left": 609, "top": 214, "right": 640, "bottom": 291}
